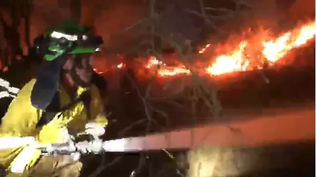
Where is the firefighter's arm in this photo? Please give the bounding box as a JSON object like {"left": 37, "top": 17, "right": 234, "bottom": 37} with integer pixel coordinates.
{"left": 85, "top": 85, "right": 108, "bottom": 138}
{"left": 0, "top": 79, "right": 43, "bottom": 137}
{"left": 0, "top": 79, "right": 42, "bottom": 174}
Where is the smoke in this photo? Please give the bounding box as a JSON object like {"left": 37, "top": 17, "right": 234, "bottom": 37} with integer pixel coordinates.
{"left": 286, "top": 0, "right": 315, "bottom": 20}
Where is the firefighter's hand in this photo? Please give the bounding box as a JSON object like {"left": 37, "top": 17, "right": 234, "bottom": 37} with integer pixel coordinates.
{"left": 84, "top": 122, "right": 105, "bottom": 138}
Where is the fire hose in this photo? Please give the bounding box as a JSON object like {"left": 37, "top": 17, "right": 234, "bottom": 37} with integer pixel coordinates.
{"left": 37, "top": 141, "right": 104, "bottom": 156}
{"left": 0, "top": 106, "right": 314, "bottom": 154}
{"left": 0, "top": 137, "right": 106, "bottom": 156}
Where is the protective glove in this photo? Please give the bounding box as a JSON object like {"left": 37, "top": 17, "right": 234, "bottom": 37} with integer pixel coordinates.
{"left": 84, "top": 122, "right": 106, "bottom": 140}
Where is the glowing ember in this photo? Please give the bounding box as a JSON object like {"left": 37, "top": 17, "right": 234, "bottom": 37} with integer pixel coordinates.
{"left": 157, "top": 67, "right": 191, "bottom": 76}
{"left": 145, "top": 57, "right": 191, "bottom": 76}
{"left": 117, "top": 63, "right": 124, "bottom": 69}
{"left": 199, "top": 44, "right": 211, "bottom": 54}
{"left": 146, "top": 57, "right": 165, "bottom": 68}
{"left": 93, "top": 68, "right": 103, "bottom": 74}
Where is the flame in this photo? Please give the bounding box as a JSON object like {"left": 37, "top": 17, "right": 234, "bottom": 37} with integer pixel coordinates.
{"left": 206, "top": 42, "right": 250, "bottom": 75}
{"left": 97, "top": 21, "right": 315, "bottom": 77}
{"left": 262, "top": 22, "right": 316, "bottom": 63}
{"left": 145, "top": 57, "right": 191, "bottom": 76}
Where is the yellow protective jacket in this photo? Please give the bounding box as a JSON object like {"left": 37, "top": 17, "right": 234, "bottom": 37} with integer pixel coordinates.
{"left": 0, "top": 78, "right": 108, "bottom": 174}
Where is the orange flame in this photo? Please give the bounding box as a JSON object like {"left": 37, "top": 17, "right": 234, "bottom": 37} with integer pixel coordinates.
{"left": 206, "top": 42, "right": 250, "bottom": 75}
{"left": 263, "top": 22, "right": 316, "bottom": 63}
{"left": 98, "top": 21, "right": 315, "bottom": 77}
{"left": 163, "top": 21, "right": 315, "bottom": 77}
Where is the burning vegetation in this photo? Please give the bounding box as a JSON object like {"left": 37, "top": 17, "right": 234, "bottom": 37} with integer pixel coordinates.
{"left": 96, "top": 20, "right": 315, "bottom": 78}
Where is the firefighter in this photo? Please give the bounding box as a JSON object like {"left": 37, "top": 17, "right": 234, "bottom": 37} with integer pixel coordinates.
{"left": 0, "top": 22, "right": 108, "bottom": 177}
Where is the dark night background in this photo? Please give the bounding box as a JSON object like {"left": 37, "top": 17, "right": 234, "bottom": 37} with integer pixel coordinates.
{"left": 0, "top": 0, "right": 315, "bottom": 177}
